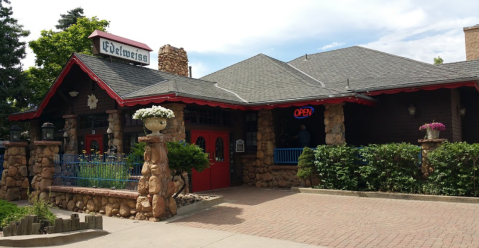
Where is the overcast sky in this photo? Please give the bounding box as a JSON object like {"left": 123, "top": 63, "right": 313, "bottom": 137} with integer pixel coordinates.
{"left": 10, "top": 0, "right": 479, "bottom": 78}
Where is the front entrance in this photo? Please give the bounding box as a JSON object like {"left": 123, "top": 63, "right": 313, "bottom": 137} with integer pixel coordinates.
{"left": 191, "top": 130, "right": 230, "bottom": 192}
{"left": 85, "top": 135, "right": 104, "bottom": 154}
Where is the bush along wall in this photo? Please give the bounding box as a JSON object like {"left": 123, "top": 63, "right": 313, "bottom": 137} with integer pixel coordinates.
{"left": 425, "top": 142, "right": 479, "bottom": 196}
{"left": 308, "top": 143, "right": 422, "bottom": 194}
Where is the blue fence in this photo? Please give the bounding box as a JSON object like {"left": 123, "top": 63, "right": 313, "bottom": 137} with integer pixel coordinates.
{"left": 54, "top": 154, "right": 143, "bottom": 191}
{"left": 274, "top": 147, "right": 422, "bottom": 165}
{"left": 0, "top": 153, "right": 4, "bottom": 176}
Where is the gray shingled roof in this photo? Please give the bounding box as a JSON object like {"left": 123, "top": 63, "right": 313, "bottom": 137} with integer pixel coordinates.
{"left": 439, "top": 59, "right": 479, "bottom": 77}
{"left": 200, "top": 54, "right": 344, "bottom": 103}
{"left": 288, "top": 46, "right": 477, "bottom": 93}
{"left": 75, "top": 53, "right": 245, "bottom": 104}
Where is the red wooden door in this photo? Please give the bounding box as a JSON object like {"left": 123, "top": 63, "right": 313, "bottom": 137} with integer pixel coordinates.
{"left": 191, "top": 131, "right": 212, "bottom": 192}
{"left": 85, "top": 135, "right": 103, "bottom": 154}
{"left": 210, "top": 131, "right": 230, "bottom": 190}
{"left": 191, "top": 130, "right": 230, "bottom": 192}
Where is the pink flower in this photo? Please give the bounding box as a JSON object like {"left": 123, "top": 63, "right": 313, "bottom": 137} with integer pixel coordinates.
{"left": 419, "top": 122, "right": 446, "bottom": 131}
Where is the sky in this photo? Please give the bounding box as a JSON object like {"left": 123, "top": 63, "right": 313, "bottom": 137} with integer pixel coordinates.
{"left": 9, "top": 0, "right": 479, "bottom": 78}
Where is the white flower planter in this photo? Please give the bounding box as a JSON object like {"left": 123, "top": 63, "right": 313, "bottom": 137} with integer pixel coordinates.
{"left": 144, "top": 117, "right": 167, "bottom": 136}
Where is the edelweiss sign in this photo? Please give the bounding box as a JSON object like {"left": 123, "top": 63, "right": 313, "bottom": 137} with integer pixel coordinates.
{"left": 99, "top": 38, "right": 150, "bottom": 65}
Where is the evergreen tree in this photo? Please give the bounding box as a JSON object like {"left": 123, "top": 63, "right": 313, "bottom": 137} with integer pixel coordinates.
{"left": 0, "top": 0, "right": 31, "bottom": 138}
{"left": 55, "top": 7, "right": 84, "bottom": 30}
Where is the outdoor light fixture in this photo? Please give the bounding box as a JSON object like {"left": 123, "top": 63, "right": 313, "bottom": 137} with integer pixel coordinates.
{"left": 41, "top": 122, "right": 55, "bottom": 141}
{"left": 107, "top": 127, "right": 113, "bottom": 140}
{"left": 408, "top": 104, "right": 416, "bottom": 116}
{"left": 63, "top": 131, "right": 69, "bottom": 143}
{"left": 9, "top": 125, "right": 21, "bottom": 142}
{"left": 459, "top": 106, "right": 466, "bottom": 117}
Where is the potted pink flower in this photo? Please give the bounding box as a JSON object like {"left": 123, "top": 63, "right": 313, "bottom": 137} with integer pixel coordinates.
{"left": 419, "top": 121, "right": 445, "bottom": 139}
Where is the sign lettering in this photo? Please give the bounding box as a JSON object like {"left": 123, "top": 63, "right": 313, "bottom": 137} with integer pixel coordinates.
{"left": 294, "top": 106, "right": 314, "bottom": 119}
{"left": 99, "top": 38, "right": 150, "bottom": 65}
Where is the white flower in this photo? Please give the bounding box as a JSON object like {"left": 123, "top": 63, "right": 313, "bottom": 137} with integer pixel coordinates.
{"left": 87, "top": 94, "right": 98, "bottom": 109}
{"left": 132, "top": 105, "right": 175, "bottom": 120}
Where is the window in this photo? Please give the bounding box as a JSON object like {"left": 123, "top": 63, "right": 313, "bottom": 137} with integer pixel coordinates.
{"left": 124, "top": 111, "right": 143, "bottom": 126}
{"left": 245, "top": 112, "right": 257, "bottom": 151}
{"left": 185, "top": 108, "right": 232, "bottom": 126}
{"left": 79, "top": 113, "right": 109, "bottom": 129}
{"left": 123, "top": 132, "right": 146, "bottom": 154}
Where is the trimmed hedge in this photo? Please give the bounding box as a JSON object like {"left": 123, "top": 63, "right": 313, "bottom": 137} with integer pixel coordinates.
{"left": 305, "top": 142, "right": 479, "bottom": 197}
{"left": 425, "top": 142, "right": 479, "bottom": 196}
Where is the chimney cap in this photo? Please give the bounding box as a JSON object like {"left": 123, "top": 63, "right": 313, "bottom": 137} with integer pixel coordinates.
{"left": 463, "top": 24, "right": 479, "bottom": 31}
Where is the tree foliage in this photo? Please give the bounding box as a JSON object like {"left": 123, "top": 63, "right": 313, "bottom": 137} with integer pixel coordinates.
{"left": 55, "top": 7, "right": 84, "bottom": 30}
{"left": 26, "top": 16, "right": 109, "bottom": 105}
{"left": 0, "top": 0, "right": 31, "bottom": 138}
{"left": 434, "top": 56, "right": 444, "bottom": 65}
{"left": 297, "top": 147, "right": 316, "bottom": 185}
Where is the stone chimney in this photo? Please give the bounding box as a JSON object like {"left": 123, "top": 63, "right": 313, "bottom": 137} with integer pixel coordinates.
{"left": 158, "top": 44, "right": 188, "bottom": 77}
{"left": 464, "top": 24, "right": 479, "bottom": 61}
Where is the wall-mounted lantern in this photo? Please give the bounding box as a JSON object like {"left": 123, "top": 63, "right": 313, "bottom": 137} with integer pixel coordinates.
{"left": 107, "top": 127, "right": 113, "bottom": 140}
{"left": 459, "top": 106, "right": 466, "bottom": 117}
{"left": 63, "top": 131, "right": 69, "bottom": 143}
{"left": 10, "top": 125, "right": 21, "bottom": 142}
{"left": 408, "top": 104, "right": 416, "bottom": 116}
{"left": 41, "top": 122, "right": 55, "bottom": 141}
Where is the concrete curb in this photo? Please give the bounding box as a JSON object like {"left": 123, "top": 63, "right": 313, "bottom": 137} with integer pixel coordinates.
{"left": 291, "top": 187, "right": 479, "bottom": 204}
{"left": 0, "top": 229, "right": 108, "bottom": 247}
{"left": 177, "top": 195, "right": 224, "bottom": 215}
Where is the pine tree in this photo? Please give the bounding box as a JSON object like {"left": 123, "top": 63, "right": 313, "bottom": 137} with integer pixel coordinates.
{"left": 0, "top": 0, "right": 31, "bottom": 138}
{"left": 55, "top": 7, "right": 84, "bottom": 30}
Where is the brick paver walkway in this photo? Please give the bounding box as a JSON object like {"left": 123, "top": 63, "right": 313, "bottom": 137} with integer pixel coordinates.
{"left": 172, "top": 186, "right": 479, "bottom": 248}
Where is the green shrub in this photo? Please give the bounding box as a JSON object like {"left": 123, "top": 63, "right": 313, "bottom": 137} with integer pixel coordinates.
{"left": 314, "top": 144, "right": 359, "bottom": 190}
{"left": 359, "top": 143, "right": 421, "bottom": 193}
{"left": 297, "top": 147, "right": 316, "bottom": 182}
{"left": 77, "top": 162, "right": 130, "bottom": 189}
{"left": 167, "top": 141, "right": 210, "bottom": 174}
{"left": 426, "top": 142, "right": 479, "bottom": 196}
{"left": 1, "top": 193, "right": 56, "bottom": 229}
{"left": 0, "top": 200, "right": 23, "bottom": 228}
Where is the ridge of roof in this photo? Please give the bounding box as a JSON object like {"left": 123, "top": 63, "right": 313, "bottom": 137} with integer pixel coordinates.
{"left": 200, "top": 53, "right": 266, "bottom": 80}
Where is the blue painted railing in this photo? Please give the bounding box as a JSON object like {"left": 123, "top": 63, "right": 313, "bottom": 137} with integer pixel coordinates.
{"left": 274, "top": 147, "right": 422, "bottom": 165}
{"left": 54, "top": 154, "right": 143, "bottom": 191}
{"left": 0, "top": 153, "right": 4, "bottom": 176}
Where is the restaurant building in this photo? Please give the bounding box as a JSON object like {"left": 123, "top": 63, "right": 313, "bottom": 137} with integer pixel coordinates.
{"left": 9, "top": 26, "right": 479, "bottom": 191}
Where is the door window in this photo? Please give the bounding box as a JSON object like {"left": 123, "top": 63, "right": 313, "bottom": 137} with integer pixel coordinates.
{"left": 215, "top": 137, "right": 224, "bottom": 161}
{"left": 90, "top": 140, "right": 99, "bottom": 154}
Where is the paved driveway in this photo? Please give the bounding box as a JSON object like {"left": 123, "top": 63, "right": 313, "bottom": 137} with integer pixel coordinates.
{"left": 172, "top": 186, "right": 479, "bottom": 248}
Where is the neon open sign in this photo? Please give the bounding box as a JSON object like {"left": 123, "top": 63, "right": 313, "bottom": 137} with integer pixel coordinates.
{"left": 294, "top": 106, "right": 314, "bottom": 119}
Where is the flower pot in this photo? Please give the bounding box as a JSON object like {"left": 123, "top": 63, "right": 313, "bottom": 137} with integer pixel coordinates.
{"left": 144, "top": 117, "right": 167, "bottom": 136}
{"left": 426, "top": 128, "right": 440, "bottom": 139}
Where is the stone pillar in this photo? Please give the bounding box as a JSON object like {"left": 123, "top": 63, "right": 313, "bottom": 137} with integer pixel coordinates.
{"left": 255, "top": 109, "right": 275, "bottom": 188}
{"left": 418, "top": 139, "right": 447, "bottom": 178}
{"left": 161, "top": 103, "right": 186, "bottom": 142}
{"left": 241, "top": 155, "right": 257, "bottom": 186}
{"left": 63, "top": 115, "right": 78, "bottom": 155}
{"left": 0, "top": 142, "right": 29, "bottom": 201}
{"left": 106, "top": 110, "right": 123, "bottom": 153}
{"left": 31, "top": 141, "right": 61, "bottom": 194}
{"left": 28, "top": 120, "right": 40, "bottom": 177}
{"left": 158, "top": 44, "right": 189, "bottom": 77}
{"left": 135, "top": 135, "right": 176, "bottom": 221}
{"left": 324, "top": 103, "right": 346, "bottom": 145}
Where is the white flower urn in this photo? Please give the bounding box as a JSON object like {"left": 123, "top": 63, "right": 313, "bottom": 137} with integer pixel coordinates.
{"left": 144, "top": 117, "right": 167, "bottom": 136}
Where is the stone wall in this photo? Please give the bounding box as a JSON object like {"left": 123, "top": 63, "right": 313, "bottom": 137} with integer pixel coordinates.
{"left": 107, "top": 110, "right": 122, "bottom": 153}
{"left": 324, "top": 103, "right": 346, "bottom": 145}
{"left": 136, "top": 135, "right": 177, "bottom": 221}
{"left": 241, "top": 155, "right": 256, "bottom": 186}
{"left": 63, "top": 115, "right": 78, "bottom": 155}
{"left": 271, "top": 166, "right": 302, "bottom": 188}
{"left": 28, "top": 120, "right": 40, "bottom": 176}
{"left": 158, "top": 44, "right": 188, "bottom": 77}
{"left": 47, "top": 186, "right": 138, "bottom": 219}
{"left": 0, "top": 142, "right": 29, "bottom": 201}
{"left": 464, "top": 25, "right": 479, "bottom": 61}
{"left": 161, "top": 103, "right": 186, "bottom": 142}
{"left": 31, "top": 141, "right": 61, "bottom": 193}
